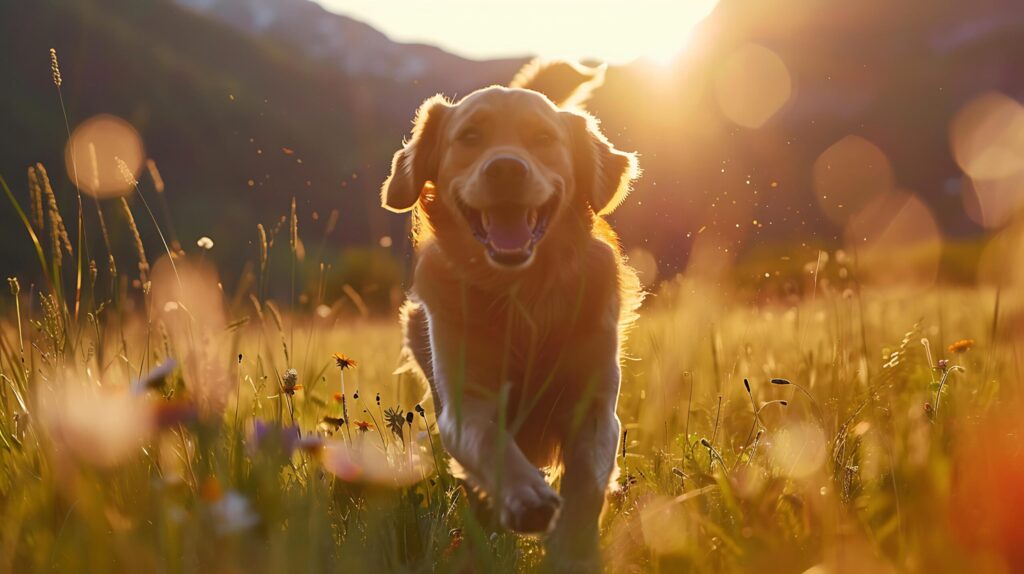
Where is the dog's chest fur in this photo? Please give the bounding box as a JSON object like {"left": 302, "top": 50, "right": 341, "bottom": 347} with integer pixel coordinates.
{"left": 415, "top": 238, "right": 621, "bottom": 391}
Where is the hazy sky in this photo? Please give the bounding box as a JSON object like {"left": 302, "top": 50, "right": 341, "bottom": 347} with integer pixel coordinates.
{"left": 316, "top": 0, "right": 719, "bottom": 64}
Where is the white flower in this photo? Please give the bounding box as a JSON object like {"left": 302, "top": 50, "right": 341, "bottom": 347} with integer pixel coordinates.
{"left": 196, "top": 236, "right": 214, "bottom": 250}
{"left": 211, "top": 491, "right": 259, "bottom": 535}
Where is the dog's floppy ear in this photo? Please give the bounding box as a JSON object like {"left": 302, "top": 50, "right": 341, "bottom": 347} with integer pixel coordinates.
{"left": 567, "top": 111, "right": 639, "bottom": 215}
{"left": 510, "top": 59, "right": 607, "bottom": 109}
{"left": 381, "top": 95, "right": 451, "bottom": 213}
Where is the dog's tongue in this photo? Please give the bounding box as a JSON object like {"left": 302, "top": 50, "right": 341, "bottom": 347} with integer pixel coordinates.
{"left": 484, "top": 209, "right": 532, "bottom": 251}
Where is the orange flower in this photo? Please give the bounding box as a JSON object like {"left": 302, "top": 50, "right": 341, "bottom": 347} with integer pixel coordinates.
{"left": 333, "top": 353, "right": 358, "bottom": 370}
{"left": 332, "top": 392, "right": 343, "bottom": 403}
{"left": 354, "top": 420, "right": 372, "bottom": 432}
{"left": 947, "top": 339, "right": 975, "bottom": 354}
{"left": 199, "top": 477, "right": 224, "bottom": 502}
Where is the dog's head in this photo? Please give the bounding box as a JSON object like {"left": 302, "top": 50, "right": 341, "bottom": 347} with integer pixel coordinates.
{"left": 382, "top": 61, "right": 638, "bottom": 270}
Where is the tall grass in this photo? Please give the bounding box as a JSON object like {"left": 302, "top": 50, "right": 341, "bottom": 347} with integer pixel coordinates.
{"left": 0, "top": 49, "right": 1022, "bottom": 574}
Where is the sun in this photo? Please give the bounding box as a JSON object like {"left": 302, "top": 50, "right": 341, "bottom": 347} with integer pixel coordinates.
{"left": 320, "top": 0, "right": 719, "bottom": 65}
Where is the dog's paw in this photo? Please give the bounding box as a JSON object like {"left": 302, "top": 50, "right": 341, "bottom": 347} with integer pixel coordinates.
{"left": 500, "top": 481, "right": 562, "bottom": 533}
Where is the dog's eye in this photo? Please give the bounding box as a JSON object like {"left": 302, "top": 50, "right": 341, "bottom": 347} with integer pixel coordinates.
{"left": 533, "top": 131, "right": 556, "bottom": 146}
{"left": 457, "top": 128, "right": 482, "bottom": 145}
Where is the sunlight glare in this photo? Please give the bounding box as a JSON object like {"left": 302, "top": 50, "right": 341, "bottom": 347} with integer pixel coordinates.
{"left": 318, "top": 0, "right": 719, "bottom": 64}
{"left": 64, "top": 114, "right": 144, "bottom": 198}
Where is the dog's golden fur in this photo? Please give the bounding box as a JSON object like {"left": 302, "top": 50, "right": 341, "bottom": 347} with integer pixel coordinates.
{"left": 382, "top": 60, "right": 642, "bottom": 570}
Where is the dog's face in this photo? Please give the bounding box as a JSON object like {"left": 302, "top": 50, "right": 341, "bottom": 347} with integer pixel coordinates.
{"left": 383, "top": 79, "right": 637, "bottom": 269}
{"left": 437, "top": 88, "right": 573, "bottom": 267}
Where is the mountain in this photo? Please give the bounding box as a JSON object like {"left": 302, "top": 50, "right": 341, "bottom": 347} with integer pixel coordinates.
{"left": 173, "top": 0, "right": 522, "bottom": 90}
{"left": 0, "top": 0, "right": 520, "bottom": 303}
{"left": 1, "top": 0, "right": 1021, "bottom": 300}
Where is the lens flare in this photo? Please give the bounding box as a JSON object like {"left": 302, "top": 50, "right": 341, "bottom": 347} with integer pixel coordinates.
{"left": 714, "top": 43, "right": 792, "bottom": 129}
{"left": 639, "top": 495, "right": 697, "bottom": 555}
{"left": 843, "top": 192, "right": 942, "bottom": 289}
{"left": 768, "top": 421, "right": 826, "bottom": 479}
{"left": 627, "top": 247, "right": 659, "bottom": 287}
{"left": 813, "top": 135, "right": 895, "bottom": 225}
{"left": 41, "top": 384, "right": 153, "bottom": 469}
{"left": 950, "top": 92, "right": 1024, "bottom": 228}
{"left": 151, "top": 256, "right": 230, "bottom": 415}
{"left": 64, "top": 114, "right": 145, "bottom": 198}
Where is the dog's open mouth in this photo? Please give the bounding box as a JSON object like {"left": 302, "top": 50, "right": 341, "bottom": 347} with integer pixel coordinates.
{"left": 458, "top": 196, "right": 558, "bottom": 266}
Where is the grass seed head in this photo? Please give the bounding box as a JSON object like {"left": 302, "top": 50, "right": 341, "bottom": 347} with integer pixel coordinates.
{"left": 49, "top": 48, "right": 62, "bottom": 87}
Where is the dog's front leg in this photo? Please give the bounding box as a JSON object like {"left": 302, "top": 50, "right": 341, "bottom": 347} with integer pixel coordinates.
{"left": 437, "top": 402, "right": 562, "bottom": 533}
{"left": 546, "top": 368, "right": 621, "bottom": 572}
{"left": 428, "top": 318, "right": 562, "bottom": 534}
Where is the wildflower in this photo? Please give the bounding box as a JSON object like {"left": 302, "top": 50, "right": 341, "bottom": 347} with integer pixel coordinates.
{"left": 333, "top": 353, "right": 357, "bottom": 370}
{"left": 199, "top": 476, "right": 224, "bottom": 502}
{"left": 296, "top": 434, "right": 325, "bottom": 454}
{"left": 282, "top": 368, "right": 301, "bottom": 395}
{"left": 153, "top": 399, "right": 198, "bottom": 429}
{"left": 443, "top": 529, "right": 463, "bottom": 559}
{"left": 948, "top": 339, "right": 975, "bottom": 354}
{"left": 384, "top": 407, "right": 406, "bottom": 440}
{"left": 249, "top": 420, "right": 310, "bottom": 457}
{"left": 333, "top": 392, "right": 343, "bottom": 403}
{"left": 196, "top": 236, "right": 214, "bottom": 250}
{"left": 354, "top": 420, "right": 372, "bottom": 433}
{"left": 937, "top": 359, "right": 949, "bottom": 371}
{"left": 210, "top": 490, "right": 260, "bottom": 535}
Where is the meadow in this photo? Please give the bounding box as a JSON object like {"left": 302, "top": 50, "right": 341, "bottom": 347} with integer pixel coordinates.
{"left": 1, "top": 152, "right": 1021, "bottom": 573}
{"left": 1, "top": 44, "right": 1023, "bottom": 574}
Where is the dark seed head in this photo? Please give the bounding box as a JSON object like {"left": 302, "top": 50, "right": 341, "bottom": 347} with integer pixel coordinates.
{"left": 743, "top": 378, "right": 751, "bottom": 393}
{"left": 771, "top": 378, "right": 791, "bottom": 385}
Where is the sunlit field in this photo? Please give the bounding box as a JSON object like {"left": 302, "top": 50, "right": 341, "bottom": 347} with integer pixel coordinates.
{"left": 3, "top": 1, "right": 1024, "bottom": 572}
{"left": 2, "top": 161, "right": 1023, "bottom": 571}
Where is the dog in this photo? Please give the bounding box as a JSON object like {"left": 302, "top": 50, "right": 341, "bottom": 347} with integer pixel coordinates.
{"left": 381, "top": 60, "right": 643, "bottom": 570}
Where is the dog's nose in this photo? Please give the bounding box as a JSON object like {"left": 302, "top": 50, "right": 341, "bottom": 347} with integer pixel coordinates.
{"left": 483, "top": 156, "right": 529, "bottom": 188}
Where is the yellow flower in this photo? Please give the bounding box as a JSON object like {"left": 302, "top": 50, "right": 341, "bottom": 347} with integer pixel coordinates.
{"left": 333, "top": 353, "right": 358, "bottom": 370}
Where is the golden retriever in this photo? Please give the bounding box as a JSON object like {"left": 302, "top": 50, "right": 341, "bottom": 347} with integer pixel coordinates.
{"left": 381, "top": 60, "right": 642, "bottom": 570}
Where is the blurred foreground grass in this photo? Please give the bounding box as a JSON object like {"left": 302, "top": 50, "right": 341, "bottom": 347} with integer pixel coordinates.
{"left": 1, "top": 230, "right": 1022, "bottom": 573}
